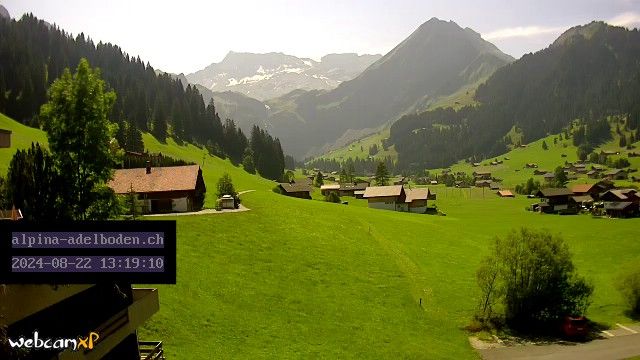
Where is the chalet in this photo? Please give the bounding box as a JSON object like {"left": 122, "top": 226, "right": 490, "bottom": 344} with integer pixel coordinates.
{"left": 405, "top": 188, "right": 430, "bottom": 213}
{"left": 600, "top": 189, "right": 639, "bottom": 204}
{"left": 278, "top": 182, "right": 312, "bottom": 199}
{"left": 475, "top": 180, "right": 492, "bottom": 187}
{"left": 0, "top": 128, "right": 11, "bottom": 148}
{"left": 533, "top": 169, "right": 549, "bottom": 175}
{"left": 339, "top": 181, "right": 369, "bottom": 197}
{"left": 604, "top": 169, "right": 628, "bottom": 180}
{"left": 108, "top": 164, "right": 206, "bottom": 213}
{"left": 535, "top": 188, "right": 574, "bottom": 213}
{"left": 570, "top": 195, "right": 594, "bottom": 209}
{"left": 572, "top": 182, "right": 611, "bottom": 200}
{"left": 320, "top": 184, "right": 340, "bottom": 195}
{"left": 571, "top": 163, "right": 588, "bottom": 174}
{"left": 604, "top": 202, "right": 638, "bottom": 218}
{"left": 497, "top": 190, "right": 514, "bottom": 198}
{"left": 587, "top": 170, "right": 602, "bottom": 179}
{"left": 354, "top": 190, "right": 365, "bottom": 199}
{"left": 363, "top": 185, "right": 407, "bottom": 211}
{"left": 473, "top": 171, "right": 491, "bottom": 180}
{"left": 542, "top": 172, "right": 555, "bottom": 182}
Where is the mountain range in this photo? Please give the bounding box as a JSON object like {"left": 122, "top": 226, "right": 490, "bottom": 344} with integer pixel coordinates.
{"left": 186, "top": 52, "right": 381, "bottom": 101}
{"left": 264, "top": 18, "right": 514, "bottom": 158}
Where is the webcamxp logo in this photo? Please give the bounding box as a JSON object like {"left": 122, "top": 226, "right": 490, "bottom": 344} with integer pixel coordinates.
{"left": 8, "top": 331, "right": 99, "bottom": 351}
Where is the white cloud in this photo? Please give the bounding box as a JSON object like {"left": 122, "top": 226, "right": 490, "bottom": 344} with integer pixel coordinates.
{"left": 608, "top": 11, "right": 640, "bottom": 28}
{"left": 482, "top": 26, "right": 566, "bottom": 40}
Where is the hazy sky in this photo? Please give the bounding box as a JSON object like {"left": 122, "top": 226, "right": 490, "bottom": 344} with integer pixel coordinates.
{"left": 3, "top": 0, "right": 640, "bottom": 74}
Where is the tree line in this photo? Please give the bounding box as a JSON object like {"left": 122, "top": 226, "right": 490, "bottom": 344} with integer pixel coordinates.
{"left": 305, "top": 156, "right": 396, "bottom": 176}
{"left": 0, "top": 14, "right": 285, "bottom": 179}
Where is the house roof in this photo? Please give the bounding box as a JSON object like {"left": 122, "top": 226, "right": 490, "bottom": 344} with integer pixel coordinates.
{"left": 571, "top": 195, "right": 594, "bottom": 203}
{"left": 497, "top": 190, "right": 514, "bottom": 197}
{"left": 0, "top": 208, "right": 22, "bottom": 220}
{"left": 537, "top": 188, "right": 573, "bottom": 197}
{"left": 572, "top": 184, "right": 595, "bottom": 193}
{"left": 602, "top": 189, "right": 637, "bottom": 200}
{"left": 404, "top": 188, "right": 430, "bottom": 203}
{"left": 339, "top": 182, "right": 368, "bottom": 191}
{"left": 320, "top": 184, "right": 340, "bottom": 190}
{"left": 604, "top": 169, "right": 625, "bottom": 175}
{"left": 542, "top": 172, "right": 555, "bottom": 178}
{"left": 363, "top": 185, "right": 404, "bottom": 198}
{"left": 279, "top": 182, "right": 312, "bottom": 193}
{"left": 108, "top": 165, "right": 202, "bottom": 194}
{"left": 604, "top": 201, "right": 634, "bottom": 210}
{"left": 353, "top": 190, "right": 365, "bottom": 195}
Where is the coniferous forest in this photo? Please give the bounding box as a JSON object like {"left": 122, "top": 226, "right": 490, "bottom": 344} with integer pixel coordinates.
{"left": 390, "top": 22, "right": 640, "bottom": 171}
{"left": 0, "top": 14, "right": 285, "bottom": 179}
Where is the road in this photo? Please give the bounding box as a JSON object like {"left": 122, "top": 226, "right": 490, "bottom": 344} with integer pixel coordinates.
{"left": 479, "top": 333, "right": 640, "bottom": 360}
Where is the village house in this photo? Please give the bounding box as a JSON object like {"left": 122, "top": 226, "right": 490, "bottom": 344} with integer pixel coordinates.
{"left": 604, "top": 169, "right": 628, "bottom": 180}
{"left": 108, "top": 164, "right": 206, "bottom": 214}
{"left": 363, "top": 185, "right": 407, "bottom": 211}
{"left": 339, "top": 181, "right": 369, "bottom": 197}
{"left": 604, "top": 202, "right": 638, "bottom": 218}
{"left": 320, "top": 184, "right": 340, "bottom": 195}
{"left": 600, "top": 189, "right": 640, "bottom": 204}
{"left": 475, "top": 179, "right": 492, "bottom": 187}
{"left": 533, "top": 169, "right": 549, "bottom": 175}
{"left": 473, "top": 171, "right": 491, "bottom": 180}
{"left": 0, "top": 128, "right": 11, "bottom": 148}
{"left": 535, "top": 188, "right": 574, "bottom": 213}
{"left": 363, "top": 185, "right": 431, "bottom": 213}
{"left": 542, "top": 172, "right": 556, "bottom": 182}
{"left": 587, "top": 169, "right": 602, "bottom": 179}
{"left": 278, "top": 182, "right": 312, "bottom": 199}
{"left": 497, "top": 190, "right": 515, "bottom": 198}
{"left": 404, "top": 188, "right": 430, "bottom": 213}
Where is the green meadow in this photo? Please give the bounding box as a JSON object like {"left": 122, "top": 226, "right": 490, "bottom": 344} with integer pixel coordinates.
{"left": 2, "top": 113, "right": 639, "bottom": 358}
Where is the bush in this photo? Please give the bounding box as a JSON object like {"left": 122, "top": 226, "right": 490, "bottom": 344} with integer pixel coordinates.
{"left": 325, "top": 191, "right": 341, "bottom": 203}
{"left": 616, "top": 264, "right": 640, "bottom": 316}
{"left": 476, "top": 228, "right": 593, "bottom": 333}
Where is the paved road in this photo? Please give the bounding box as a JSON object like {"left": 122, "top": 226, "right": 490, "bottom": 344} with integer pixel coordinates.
{"left": 144, "top": 189, "right": 256, "bottom": 217}
{"left": 479, "top": 333, "right": 640, "bottom": 360}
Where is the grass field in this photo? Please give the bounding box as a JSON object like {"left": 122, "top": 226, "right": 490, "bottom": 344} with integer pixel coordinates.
{"left": 2, "top": 113, "right": 640, "bottom": 359}
{"left": 0, "top": 113, "right": 48, "bottom": 174}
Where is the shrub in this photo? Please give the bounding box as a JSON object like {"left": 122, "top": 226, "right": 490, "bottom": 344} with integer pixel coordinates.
{"left": 616, "top": 264, "right": 640, "bottom": 316}
{"left": 325, "top": 191, "right": 341, "bottom": 203}
{"left": 476, "top": 228, "right": 593, "bottom": 333}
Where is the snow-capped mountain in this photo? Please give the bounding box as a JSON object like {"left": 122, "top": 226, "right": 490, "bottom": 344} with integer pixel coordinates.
{"left": 186, "top": 51, "right": 381, "bottom": 101}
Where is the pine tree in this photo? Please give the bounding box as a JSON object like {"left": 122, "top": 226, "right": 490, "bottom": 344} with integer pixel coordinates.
{"left": 375, "top": 162, "right": 389, "bottom": 186}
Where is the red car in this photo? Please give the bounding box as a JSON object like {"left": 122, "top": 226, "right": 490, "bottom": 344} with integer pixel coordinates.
{"left": 563, "top": 316, "right": 589, "bottom": 338}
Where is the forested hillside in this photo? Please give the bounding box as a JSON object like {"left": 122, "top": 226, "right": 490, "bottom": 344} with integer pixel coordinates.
{"left": 0, "top": 14, "right": 285, "bottom": 179}
{"left": 390, "top": 22, "right": 640, "bottom": 170}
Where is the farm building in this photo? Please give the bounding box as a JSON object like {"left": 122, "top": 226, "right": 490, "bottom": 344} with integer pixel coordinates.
{"left": 604, "top": 202, "right": 638, "bottom": 218}
{"left": 542, "top": 172, "right": 555, "bottom": 182}
{"left": 354, "top": 190, "right": 365, "bottom": 199}
{"left": 363, "top": 185, "right": 407, "bottom": 211}
{"left": 320, "top": 184, "right": 340, "bottom": 195}
{"left": 405, "top": 188, "right": 430, "bottom": 213}
{"left": 600, "top": 189, "right": 639, "bottom": 203}
{"left": 572, "top": 182, "right": 612, "bottom": 200}
{"left": 533, "top": 169, "right": 549, "bottom": 175}
{"left": 108, "top": 164, "right": 206, "bottom": 214}
{"left": 604, "top": 169, "right": 628, "bottom": 180}
{"left": 473, "top": 171, "right": 491, "bottom": 180}
{"left": 0, "top": 129, "right": 11, "bottom": 148}
{"left": 497, "top": 190, "right": 514, "bottom": 197}
{"left": 278, "top": 182, "right": 312, "bottom": 199}
{"left": 475, "top": 180, "right": 492, "bottom": 187}
{"left": 570, "top": 195, "right": 594, "bottom": 209}
{"left": 535, "top": 188, "right": 574, "bottom": 213}
{"left": 587, "top": 169, "right": 602, "bottom": 179}
{"left": 339, "top": 181, "right": 369, "bottom": 196}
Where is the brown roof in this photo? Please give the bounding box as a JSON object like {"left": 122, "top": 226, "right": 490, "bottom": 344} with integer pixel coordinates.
{"left": 572, "top": 184, "right": 595, "bottom": 193}
{"left": 497, "top": 190, "right": 514, "bottom": 197}
{"left": 363, "top": 185, "right": 404, "bottom": 198}
{"left": 571, "top": 195, "right": 594, "bottom": 203}
{"left": 279, "top": 182, "right": 312, "bottom": 193}
{"left": 404, "top": 188, "right": 430, "bottom": 203}
{"left": 108, "top": 165, "right": 202, "bottom": 194}
{"left": 320, "top": 184, "right": 340, "bottom": 190}
{"left": 536, "top": 188, "right": 573, "bottom": 197}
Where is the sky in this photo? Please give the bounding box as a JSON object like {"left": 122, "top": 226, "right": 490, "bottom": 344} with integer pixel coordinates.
{"left": 3, "top": 0, "right": 640, "bottom": 74}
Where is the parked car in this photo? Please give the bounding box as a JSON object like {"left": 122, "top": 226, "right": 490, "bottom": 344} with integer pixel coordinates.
{"left": 562, "top": 316, "right": 588, "bottom": 338}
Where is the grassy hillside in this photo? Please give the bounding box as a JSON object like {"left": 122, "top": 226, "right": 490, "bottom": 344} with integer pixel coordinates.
{"left": 427, "top": 126, "right": 640, "bottom": 188}
{"left": 2, "top": 113, "right": 639, "bottom": 358}
{"left": 0, "top": 112, "right": 48, "bottom": 174}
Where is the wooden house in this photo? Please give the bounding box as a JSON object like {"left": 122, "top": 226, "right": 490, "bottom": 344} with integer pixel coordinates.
{"left": 363, "top": 185, "right": 407, "bottom": 211}
{"left": 604, "top": 169, "right": 628, "bottom": 180}
{"left": 108, "top": 164, "right": 206, "bottom": 213}
{"left": 0, "top": 129, "right": 11, "bottom": 148}
{"left": 535, "top": 188, "right": 574, "bottom": 213}
{"left": 404, "top": 188, "right": 430, "bottom": 213}
{"left": 604, "top": 202, "right": 638, "bottom": 218}
{"left": 278, "top": 182, "right": 312, "bottom": 199}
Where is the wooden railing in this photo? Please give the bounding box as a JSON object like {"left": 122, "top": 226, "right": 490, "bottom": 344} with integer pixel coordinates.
{"left": 139, "top": 340, "right": 165, "bottom": 360}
